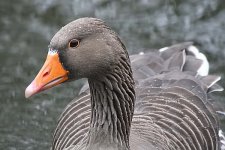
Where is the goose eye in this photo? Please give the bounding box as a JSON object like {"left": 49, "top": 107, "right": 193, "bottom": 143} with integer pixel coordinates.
{"left": 69, "top": 39, "right": 80, "bottom": 48}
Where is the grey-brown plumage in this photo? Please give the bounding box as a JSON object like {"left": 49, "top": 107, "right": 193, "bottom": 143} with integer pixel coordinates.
{"left": 49, "top": 18, "right": 223, "bottom": 150}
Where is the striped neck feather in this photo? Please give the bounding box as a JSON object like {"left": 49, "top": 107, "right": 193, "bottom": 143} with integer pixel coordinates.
{"left": 87, "top": 55, "right": 135, "bottom": 149}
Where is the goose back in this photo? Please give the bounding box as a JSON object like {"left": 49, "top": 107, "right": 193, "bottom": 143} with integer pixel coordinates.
{"left": 51, "top": 42, "right": 222, "bottom": 150}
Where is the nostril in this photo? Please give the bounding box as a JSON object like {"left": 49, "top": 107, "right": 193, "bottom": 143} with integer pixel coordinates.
{"left": 43, "top": 71, "right": 49, "bottom": 77}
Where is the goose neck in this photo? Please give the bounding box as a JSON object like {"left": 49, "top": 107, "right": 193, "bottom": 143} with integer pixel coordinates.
{"left": 87, "top": 56, "right": 135, "bottom": 149}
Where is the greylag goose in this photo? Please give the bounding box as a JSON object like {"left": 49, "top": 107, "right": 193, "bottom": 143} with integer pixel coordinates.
{"left": 25, "top": 18, "right": 223, "bottom": 150}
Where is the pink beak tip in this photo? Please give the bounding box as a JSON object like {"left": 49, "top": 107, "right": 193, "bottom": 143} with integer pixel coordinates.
{"left": 25, "top": 81, "right": 38, "bottom": 99}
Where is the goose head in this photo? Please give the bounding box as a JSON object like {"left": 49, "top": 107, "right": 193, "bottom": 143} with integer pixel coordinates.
{"left": 25, "top": 18, "right": 126, "bottom": 98}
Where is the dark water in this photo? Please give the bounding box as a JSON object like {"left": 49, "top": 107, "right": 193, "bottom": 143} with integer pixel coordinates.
{"left": 1, "top": 0, "right": 225, "bottom": 149}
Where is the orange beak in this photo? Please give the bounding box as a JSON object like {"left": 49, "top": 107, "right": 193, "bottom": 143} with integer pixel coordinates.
{"left": 25, "top": 51, "right": 69, "bottom": 98}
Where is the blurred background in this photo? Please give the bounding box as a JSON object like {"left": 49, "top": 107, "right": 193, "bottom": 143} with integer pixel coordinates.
{"left": 0, "top": 0, "right": 225, "bottom": 149}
